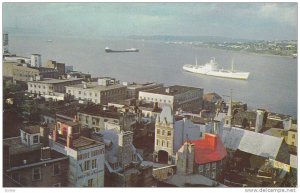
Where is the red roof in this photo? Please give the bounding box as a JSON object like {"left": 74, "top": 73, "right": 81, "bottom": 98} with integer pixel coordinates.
{"left": 190, "top": 133, "right": 227, "bottom": 165}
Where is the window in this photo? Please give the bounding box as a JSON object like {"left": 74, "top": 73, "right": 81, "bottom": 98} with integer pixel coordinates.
{"left": 95, "top": 93, "right": 97, "bottom": 97}
{"left": 167, "top": 131, "right": 171, "bottom": 136}
{"left": 156, "top": 139, "right": 159, "bottom": 146}
{"left": 32, "top": 167, "right": 41, "bottom": 181}
{"left": 157, "top": 129, "right": 160, "bottom": 135}
{"left": 212, "top": 162, "right": 216, "bottom": 169}
{"left": 90, "top": 92, "right": 92, "bottom": 96}
{"left": 292, "top": 134, "right": 296, "bottom": 139}
{"left": 91, "top": 159, "right": 97, "bottom": 169}
{"left": 78, "top": 91, "right": 81, "bottom": 94}
{"left": 162, "top": 130, "right": 165, "bottom": 136}
{"left": 211, "top": 171, "right": 216, "bottom": 179}
{"left": 33, "top": 135, "right": 39, "bottom": 144}
{"left": 84, "top": 160, "right": 90, "bottom": 171}
{"left": 206, "top": 163, "right": 210, "bottom": 171}
{"left": 88, "top": 179, "right": 93, "bottom": 187}
{"left": 167, "top": 141, "right": 169, "bottom": 147}
{"left": 43, "top": 86, "right": 45, "bottom": 89}
{"left": 23, "top": 132, "right": 27, "bottom": 142}
{"left": 162, "top": 140, "right": 164, "bottom": 146}
{"left": 198, "top": 165, "right": 204, "bottom": 173}
{"left": 29, "top": 84, "right": 32, "bottom": 87}
{"left": 53, "top": 163, "right": 61, "bottom": 176}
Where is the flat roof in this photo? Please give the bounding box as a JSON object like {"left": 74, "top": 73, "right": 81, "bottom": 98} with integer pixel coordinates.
{"left": 127, "top": 82, "right": 162, "bottom": 89}
{"left": 3, "top": 137, "right": 41, "bottom": 155}
{"left": 268, "top": 112, "right": 291, "bottom": 120}
{"left": 78, "top": 105, "right": 122, "bottom": 119}
{"left": 72, "top": 136, "right": 104, "bottom": 151}
{"left": 140, "top": 85, "right": 202, "bottom": 96}
{"left": 28, "top": 77, "right": 83, "bottom": 84}
{"left": 7, "top": 148, "right": 68, "bottom": 170}
{"left": 65, "top": 81, "right": 126, "bottom": 91}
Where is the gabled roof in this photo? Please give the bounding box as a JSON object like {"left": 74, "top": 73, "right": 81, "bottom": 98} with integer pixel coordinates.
{"left": 190, "top": 134, "right": 227, "bottom": 165}
{"left": 221, "top": 127, "right": 284, "bottom": 159}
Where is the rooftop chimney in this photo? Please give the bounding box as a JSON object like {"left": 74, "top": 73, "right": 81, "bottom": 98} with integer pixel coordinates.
{"left": 255, "top": 109, "right": 265, "bottom": 133}
{"left": 40, "top": 125, "right": 49, "bottom": 147}
{"left": 41, "top": 147, "right": 51, "bottom": 160}
{"left": 187, "top": 143, "right": 195, "bottom": 174}
{"left": 53, "top": 126, "right": 58, "bottom": 142}
{"left": 206, "top": 134, "right": 217, "bottom": 150}
{"left": 67, "top": 135, "right": 73, "bottom": 148}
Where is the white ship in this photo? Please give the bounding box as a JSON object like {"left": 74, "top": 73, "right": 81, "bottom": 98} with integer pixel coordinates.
{"left": 183, "top": 57, "right": 250, "bottom": 80}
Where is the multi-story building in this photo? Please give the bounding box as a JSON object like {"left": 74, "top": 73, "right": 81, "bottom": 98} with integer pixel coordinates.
{"left": 124, "top": 82, "right": 163, "bottom": 99}
{"left": 27, "top": 77, "right": 83, "bottom": 95}
{"left": 50, "top": 121, "right": 105, "bottom": 187}
{"left": 176, "top": 133, "right": 227, "bottom": 180}
{"left": 31, "top": 54, "right": 42, "bottom": 68}
{"left": 139, "top": 85, "right": 203, "bottom": 112}
{"left": 3, "top": 60, "right": 59, "bottom": 83}
{"left": 47, "top": 60, "right": 65, "bottom": 76}
{"left": 65, "top": 77, "right": 127, "bottom": 105}
{"left": 3, "top": 125, "right": 69, "bottom": 187}
{"left": 77, "top": 104, "right": 136, "bottom": 132}
{"left": 91, "top": 121, "right": 151, "bottom": 187}
{"left": 153, "top": 105, "right": 210, "bottom": 164}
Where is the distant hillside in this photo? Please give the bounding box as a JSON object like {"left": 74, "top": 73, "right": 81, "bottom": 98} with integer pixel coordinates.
{"left": 127, "top": 35, "right": 251, "bottom": 43}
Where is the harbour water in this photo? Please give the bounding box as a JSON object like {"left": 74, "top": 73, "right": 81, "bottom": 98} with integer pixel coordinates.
{"left": 8, "top": 35, "right": 298, "bottom": 118}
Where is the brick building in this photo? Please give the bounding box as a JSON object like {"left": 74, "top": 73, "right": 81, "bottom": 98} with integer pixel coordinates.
{"left": 3, "top": 125, "right": 69, "bottom": 187}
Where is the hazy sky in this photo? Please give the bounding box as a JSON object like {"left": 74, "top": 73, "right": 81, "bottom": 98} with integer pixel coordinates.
{"left": 3, "top": 3, "right": 298, "bottom": 40}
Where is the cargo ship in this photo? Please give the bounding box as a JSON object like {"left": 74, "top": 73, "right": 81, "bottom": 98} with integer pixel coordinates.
{"left": 183, "top": 58, "right": 250, "bottom": 80}
{"left": 105, "top": 47, "right": 139, "bottom": 53}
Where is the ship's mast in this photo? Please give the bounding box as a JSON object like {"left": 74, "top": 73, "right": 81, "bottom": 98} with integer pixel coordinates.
{"left": 231, "top": 58, "right": 234, "bottom": 72}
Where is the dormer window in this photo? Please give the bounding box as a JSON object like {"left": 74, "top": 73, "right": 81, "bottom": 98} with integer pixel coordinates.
{"left": 23, "top": 132, "right": 27, "bottom": 142}
{"left": 33, "top": 135, "right": 39, "bottom": 144}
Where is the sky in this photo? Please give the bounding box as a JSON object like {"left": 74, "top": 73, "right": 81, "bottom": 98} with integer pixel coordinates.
{"left": 2, "top": 2, "right": 298, "bottom": 40}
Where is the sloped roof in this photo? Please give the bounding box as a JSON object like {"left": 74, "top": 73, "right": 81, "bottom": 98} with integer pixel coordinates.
{"left": 221, "top": 127, "right": 284, "bottom": 159}
{"left": 190, "top": 133, "right": 227, "bottom": 165}
{"left": 157, "top": 105, "right": 174, "bottom": 124}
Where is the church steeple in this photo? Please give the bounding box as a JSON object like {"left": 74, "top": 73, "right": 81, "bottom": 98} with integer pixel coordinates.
{"left": 224, "top": 90, "right": 233, "bottom": 127}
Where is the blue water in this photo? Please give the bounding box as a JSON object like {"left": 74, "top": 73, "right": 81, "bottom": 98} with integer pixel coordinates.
{"left": 8, "top": 35, "right": 298, "bottom": 118}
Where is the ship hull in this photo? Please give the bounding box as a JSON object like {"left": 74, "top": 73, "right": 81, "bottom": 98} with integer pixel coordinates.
{"left": 183, "top": 65, "right": 250, "bottom": 80}
{"left": 105, "top": 49, "right": 139, "bottom": 53}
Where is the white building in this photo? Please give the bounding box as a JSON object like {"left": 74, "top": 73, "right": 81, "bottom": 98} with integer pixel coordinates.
{"left": 65, "top": 77, "right": 127, "bottom": 105}
{"left": 50, "top": 121, "right": 105, "bottom": 187}
{"left": 31, "top": 54, "right": 42, "bottom": 67}
{"left": 28, "top": 77, "right": 83, "bottom": 95}
{"left": 139, "top": 85, "right": 203, "bottom": 112}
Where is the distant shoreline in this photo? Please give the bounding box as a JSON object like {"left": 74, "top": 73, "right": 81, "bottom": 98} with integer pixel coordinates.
{"left": 169, "top": 43, "right": 296, "bottom": 59}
